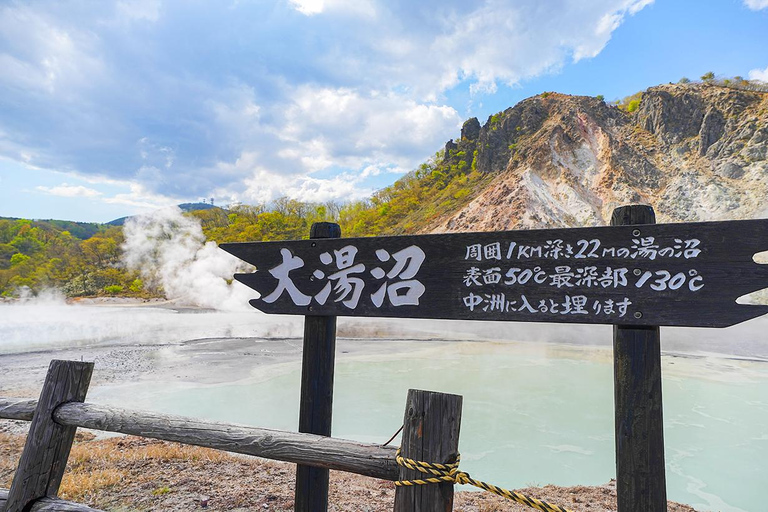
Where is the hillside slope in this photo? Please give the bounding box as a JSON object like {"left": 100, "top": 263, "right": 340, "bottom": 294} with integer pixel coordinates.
{"left": 433, "top": 83, "right": 768, "bottom": 232}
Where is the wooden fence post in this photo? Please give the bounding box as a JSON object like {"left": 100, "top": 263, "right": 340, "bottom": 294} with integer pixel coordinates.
{"left": 5, "top": 359, "right": 93, "bottom": 512}
{"left": 611, "top": 205, "right": 667, "bottom": 512}
{"left": 294, "top": 222, "right": 341, "bottom": 512}
{"left": 393, "top": 389, "right": 463, "bottom": 512}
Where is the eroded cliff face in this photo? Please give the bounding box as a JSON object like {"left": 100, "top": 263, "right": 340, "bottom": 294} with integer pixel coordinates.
{"left": 433, "top": 83, "right": 768, "bottom": 232}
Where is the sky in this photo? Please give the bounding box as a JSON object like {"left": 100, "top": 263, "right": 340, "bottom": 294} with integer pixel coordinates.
{"left": 0, "top": 0, "right": 767, "bottom": 223}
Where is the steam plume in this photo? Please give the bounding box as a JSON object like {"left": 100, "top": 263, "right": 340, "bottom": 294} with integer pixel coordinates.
{"left": 122, "top": 207, "right": 254, "bottom": 311}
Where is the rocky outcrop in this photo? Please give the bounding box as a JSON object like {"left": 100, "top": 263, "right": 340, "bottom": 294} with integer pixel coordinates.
{"left": 461, "top": 117, "right": 481, "bottom": 141}
{"left": 430, "top": 83, "right": 768, "bottom": 232}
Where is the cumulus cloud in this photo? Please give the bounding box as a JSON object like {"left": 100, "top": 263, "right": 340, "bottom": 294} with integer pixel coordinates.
{"left": 744, "top": 0, "right": 768, "bottom": 10}
{"left": 36, "top": 184, "right": 102, "bottom": 197}
{"left": 280, "top": 86, "right": 461, "bottom": 168}
{"left": 0, "top": 0, "right": 654, "bottom": 210}
{"left": 748, "top": 66, "right": 768, "bottom": 82}
{"left": 313, "top": 0, "right": 656, "bottom": 98}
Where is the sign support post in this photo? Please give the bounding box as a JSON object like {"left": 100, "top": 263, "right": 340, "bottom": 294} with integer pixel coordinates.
{"left": 294, "top": 221, "right": 341, "bottom": 512}
{"left": 611, "top": 205, "right": 667, "bottom": 512}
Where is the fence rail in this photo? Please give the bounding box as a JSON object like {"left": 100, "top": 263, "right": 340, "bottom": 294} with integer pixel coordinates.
{"left": 0, "top": 398, "right": 35, "bottom": 421}
{"left": 0, "top": 490, "right": 100, "bottom": 512}
{"left": 0, "top": 397, "right": 399, "bottom": 482}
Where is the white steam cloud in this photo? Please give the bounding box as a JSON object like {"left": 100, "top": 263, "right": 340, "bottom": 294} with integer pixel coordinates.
{"left": 122, "top": 207, "right": 255, "bottom": 311}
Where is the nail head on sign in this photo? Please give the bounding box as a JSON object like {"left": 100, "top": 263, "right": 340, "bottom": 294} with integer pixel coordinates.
{"left": 632, "top": 229, "right": 641, "bottom": 236}
{"left": 634, "top": 311, "right": 643, "bottom": 319}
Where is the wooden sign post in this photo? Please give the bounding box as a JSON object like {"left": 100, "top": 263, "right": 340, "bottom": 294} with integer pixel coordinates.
{"left": 611, "top": 206, "right": 666, "bottom": 512}
{"left": 294, "top": 222, "right": 341, "bottom": 512}
{"left": 221, "top": 210, "right": 768, "bottom": 512}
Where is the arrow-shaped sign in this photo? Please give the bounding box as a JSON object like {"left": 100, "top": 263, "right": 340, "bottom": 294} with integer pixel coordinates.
{"left": 220, "top": 219, "right": 768, "bottom": 328}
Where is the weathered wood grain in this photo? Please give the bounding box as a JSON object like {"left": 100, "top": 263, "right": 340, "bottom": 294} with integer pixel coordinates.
{"left": 0, "top": 398, "right": 36, "bottom": 421}
{"left": 612, "top": 206, "right": 667, "bottom": 512}
{"left": 51, "top": 401, "right": 399, "bottom": 481}
{"left": 0, "top": 489, "right": 103, "bottom": 511}
{"left": 222, "top": 218, "right": 768, "bottom": 327}
{"left": 5, "top": 360, "right": 93, "bottom": 512}
{"left": 295, "top": 222, "right": 341, "bottom": 512}
{"left": 393, "top": 389, "right": 463, "bottom": 512}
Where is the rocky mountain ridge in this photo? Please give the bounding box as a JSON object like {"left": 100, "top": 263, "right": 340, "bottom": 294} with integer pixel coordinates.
{"left": 433, "top": 83, "right": 768, "bottom": 232}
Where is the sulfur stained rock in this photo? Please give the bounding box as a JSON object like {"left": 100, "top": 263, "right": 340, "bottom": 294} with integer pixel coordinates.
{"left": 429, "top": 82, "right": 768, "bottom": 233}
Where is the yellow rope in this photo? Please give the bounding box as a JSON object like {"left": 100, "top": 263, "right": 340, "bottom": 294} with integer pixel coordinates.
{"left": 395, "top": 448, "right": 574, "bottom": 512}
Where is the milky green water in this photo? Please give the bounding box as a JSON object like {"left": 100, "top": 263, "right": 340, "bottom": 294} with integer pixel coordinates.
{"left": 91, "top": 342, "right": 767, "bottom": 512}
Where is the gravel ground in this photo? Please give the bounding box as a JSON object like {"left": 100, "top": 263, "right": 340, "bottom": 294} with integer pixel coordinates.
{"left": 0, "top": 427, "right": 697, "bottom": 512}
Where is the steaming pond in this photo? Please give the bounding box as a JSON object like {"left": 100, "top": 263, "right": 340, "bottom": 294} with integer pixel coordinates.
{"left": 1, "top": 302, "right": 766, "bottom": 511}
{"left": 91, "top": 341, "right": 767, "bottom": 512}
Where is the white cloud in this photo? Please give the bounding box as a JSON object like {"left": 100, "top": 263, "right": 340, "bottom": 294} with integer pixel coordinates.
{"left": 744, "top": 0, "right": 768, "bottom": 10}
{"left": 36, "top": 184, "right": 102, "bottom": 197}
{"left": 280, "top": 86, "right": 461, "bottom": 171}
{"left": 0, "top": 5, "right": 105, "bottom": 95}
{"left": 208, "top": 150, "right": 377, "bottom": 204}
{"left": 289, "top": 0, "right": 325, "bottom": 15}
{"left": 0, "top": 0, "right": 657, "bottom": 216}
{"left": 319, "top": 0, "right": 656, "bottom": 98}
{"left": 289, "top": 0, "right": 376, "bottom": 17}
{"left": 748, "top": 66, "right": 768, "bottom": 82}
{"left": 34, "top": 177, "right": 179, "bottom": 211}
{"left": 101, "top": 181, "right": 180, "bottom": 209}
{"left": 244, "top": 169, "right": 374, "bottom": 204}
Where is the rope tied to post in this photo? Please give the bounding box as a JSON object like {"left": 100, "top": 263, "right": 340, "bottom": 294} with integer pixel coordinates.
{"left": 395, "top": 448, "right": 574, "bottom": 512}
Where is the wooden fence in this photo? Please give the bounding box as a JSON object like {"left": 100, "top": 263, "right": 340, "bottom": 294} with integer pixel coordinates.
{"left": 0, "top": 360, "right": 462, "bottom": 512}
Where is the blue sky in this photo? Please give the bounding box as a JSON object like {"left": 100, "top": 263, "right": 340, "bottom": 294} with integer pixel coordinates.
{"left": 0, "top": 0, "right": 767, "bottom": 223}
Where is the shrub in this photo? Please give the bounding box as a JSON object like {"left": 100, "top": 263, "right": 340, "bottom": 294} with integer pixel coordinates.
{"left": 9, "top": 253, "right": 29, "bottom": 267}
{"left": 678, "top": 77, "right": 690, "bottom": 84}
{"left": 596, "top": 95, "right": 605, "bottom": 101}
{"left": 701, "top": 71, "right": 715, "bottom": 81}
{"left": 627, "top": 99, "right": 641, "bottom": 113}
{"left": 104, "top": 285, "right": 124, "bottom": 295}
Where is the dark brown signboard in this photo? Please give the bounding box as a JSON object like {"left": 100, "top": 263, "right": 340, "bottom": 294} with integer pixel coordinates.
{"left": 220, "top": 219, "right": 768, "bottom": 327}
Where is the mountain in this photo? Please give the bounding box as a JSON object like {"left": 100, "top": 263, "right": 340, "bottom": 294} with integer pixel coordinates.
{"left": 0, "top": 216, "right": 104, "bottom": 240}
{"left": 431, "top": 82, "right": 768, "bottom": 233}
{"left": 106, "top": 202, "right": 223, "bottom": 226}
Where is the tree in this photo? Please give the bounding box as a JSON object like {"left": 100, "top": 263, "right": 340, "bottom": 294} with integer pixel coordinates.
{"left": 701, "top": 71, "right": 715, "bottom": 82}
{"left": 596, "top": 95, "right": 605, "bottom": 101}
{"left": 678, "top": 77, "right": 690, "bottom": 84}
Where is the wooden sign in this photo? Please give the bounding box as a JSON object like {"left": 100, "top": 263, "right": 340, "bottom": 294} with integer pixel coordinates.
{"left": 220, "top": 219, "right": 768, "bottom": 327}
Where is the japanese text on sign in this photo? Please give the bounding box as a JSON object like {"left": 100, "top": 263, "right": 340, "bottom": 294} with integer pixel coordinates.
{"left": 461, "top": 235, "right": 706, "bottom": 319}
{"left": 262, "top": 245, "right": 426, "bottom": 309}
